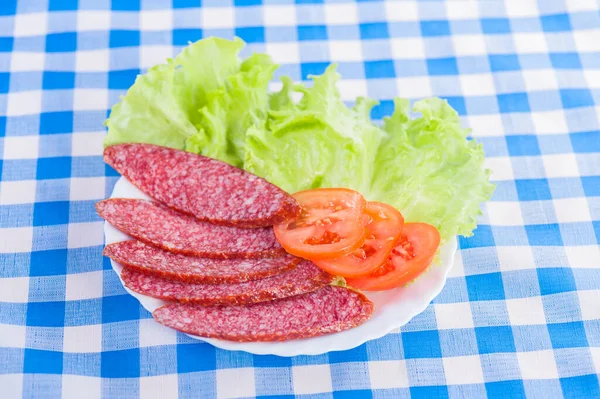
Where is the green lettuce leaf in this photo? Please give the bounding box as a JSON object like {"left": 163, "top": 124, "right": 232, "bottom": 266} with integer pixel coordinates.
{"left": 104, "top": 37, "right": 494, "bottom": 241}
{"left": 104, "top": 37, "right": 244, "bottom": 149}
{"left": 370, "top": 98, "right": 495, "bottom": 239}
{"left": 186, "top": 53, "right": 277, "bottom": 167}
{"left": 244, "top": 65, "right": 385, "bottom": 195}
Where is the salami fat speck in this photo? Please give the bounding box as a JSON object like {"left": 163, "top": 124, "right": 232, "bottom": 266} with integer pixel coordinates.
{"left": 152, "top": 286, "right": 373, "bottom": 342}
{"left": 96, "top": 198, "right": 285, "bottom": 258}
{"left": 104, "top": 143, "right": 300, "bottom": 228}
{"left": 104, "top": 240, "right": 300, "bottom": 284}
{"left": 121, "top": 260, "right": 334, "bottom": 306}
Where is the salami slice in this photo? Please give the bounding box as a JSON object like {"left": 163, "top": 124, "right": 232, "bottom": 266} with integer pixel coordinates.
{"left": 152, "top": 286, "right": 373, "bottom": 342}
{"left": 121, "top": 260, "right": 334, "bottom": 306}
{"left": 96, "top": 198, "right": 285, "bottom": 259}
{"left": 104, "top": 143, "right": 300, "bottom": 228}
{"left": 104, "top": 240, "right": 300, "bottom": 284}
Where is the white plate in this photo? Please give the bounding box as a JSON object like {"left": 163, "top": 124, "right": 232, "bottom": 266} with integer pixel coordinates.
{"left": 104, "top": 177, "right": 457, "bottom": 356}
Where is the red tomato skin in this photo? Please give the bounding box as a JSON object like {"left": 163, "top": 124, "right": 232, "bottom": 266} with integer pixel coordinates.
{"left": 346, "top": 223, "right": 440, "bottom": 291}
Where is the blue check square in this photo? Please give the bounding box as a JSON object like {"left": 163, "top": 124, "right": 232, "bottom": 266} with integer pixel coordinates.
{"left": 541, "top": 14, "right": 572, "bottom": 32}
{"left": 402, "top": 331, "right": 442, "bottom": 359}
{"left": 359, "top": 23, "right": 389, "bottom": 40}
{"left": 46, "top": 33, "right": 77, "bottom": 52}
{"left": 537, "top": 268, "right": 576, "bottom": 296}
{"left": 420, "top": 20, "right": 450, "bottom": 36}
{"left": 23, "top": 349, "right": 63, "bottom": 374}
{"left": 235, "top": 27, "right": 265, "bottom": 43}
{"left": 36, "top": 157, "right": 72, "bottom": 180}
{"left": 26, "top": 301, "right": 65, "bottom": 327}
{"left": 101, "top": 349, "right": 141, "bottom": 378}
{"left": 561, "top": 375, "right": 600, "bottom": 399}
{"left": 173, "top": 29, "right": 203, "bottom": 46}
{"left": 467, "top": 272, "right": 506, "bottom": 301}
{"left": 298, "top": 25, "right": 327, "bottom": 41}
{"left": 427, "top": 58, "right": 459, "bottom": 75}
{"left": 177, "top": 344, "right": 217, "bottom": 372}
{"left": 481, "top": 18, "right": 511, "bottom": 34}
{"left": 110, "top": 30, "right": 140, "bottom": 48}
{"left": 548, "top": 322, "right": 588, "bottom": 349}
{"left": 486, "top": 380, "right": 526, "bottom": 399}
{"left": 33, "top": 201, "right": 70, "bottom": 226}
{"left": 475, "top": 326, "right": 517, "bottom": 354}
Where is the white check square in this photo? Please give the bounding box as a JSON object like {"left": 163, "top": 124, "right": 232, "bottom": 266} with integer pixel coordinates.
{"left": 384, "top": 2, "right": 418, "bottom": 21}
{"left": 435, "top": 302, "right": 474, "bottom": 329}
{"left": 467, "top": 115, "right": 504, "bottom": 138}
{"left": 73, "top": 89, "right": 109, "bottom": 111}
{"left": 263, "top": 5, "right": 296, "bottom": 26}
{"left": 13, "top": 12, "right": 48, "bottom": 37}
{"left": 553, "top": 198, "right": 592, "bottom": 223}
{"left": 3, "top": 135, "right": 39, "bottom": 160}
{"left": 140, "top": 375, "right": 178, "bottom": 399}
{"left": 0, "top": 227, "right": 33, "bottom": 253}
{"left": 578, "top": 290, "right": 600, "bottom": 320}
{"left": 140, "top": 10, "right": 173, "bottom": 31}
{"left": 514, "top": 33, "right": 548, "bottom": 54}
{"left": 292, "top": 364, "right": 332, "bottom": 395}
{"left": 460, "top": 74, "right": 496, "bottom": 96}
{"left": 453, "top": 35, "right": 487, "bottom": 56}
{"left": 574, "top": 30, "right": 600, "bottom": 52}
{"left": 0, "top": 323, "right": 26, "bottom": 348}
{"left": 324, "top": 3, "right": 358, "bottom": 25}
{"left": 443, "top": 355, "right": 484, "bottom": 385}
{"left": 396, "top": 76, "right": 432, "bottom": 98}
{"left": 202, "top": 8, "right": 234, "bottom": 29}
{"left": 483, "top": 157, "right": 514, "bottom": 181}
{"left": 497, "top": 246, "right": 535, "bottom": 271}
{"left": 75, "top": 50, "right": 110, "bottom": 72}
{"left": 65, "top": 271, "right": 103, "bottom": 301}
{"left": 266, "top": 42, "right": 300, "bottom": 64}
{"left": 10, "top": 52, "right": 45, "bottom": 72}
{"left": 62, "top": 375, "right": 101, "bottom": 399}
{"left": 77, "top": 11, "right": 111, "bottom": 32}
{"left": 504, "top": 0, "right": 539, "bottom": 17}
{"left": 566, "top": 246, "right": 600, "bottom": 269}
{"left": 71, "top": 132, "right": 105, "bottom": 157}
{"left": 517, "top": 350, "right": 559, "bottom": 379}
{"left": 368, "top": 360, "right": 409, "bottom": 389}
{"left": 139, "top": 318, "right": 178, "bottom": 347}
{"left": 0, "top": 180, "right": 37, "bottom": 205}
{"left": 338, "top": 79, "right": 368, "bottom": 101}
{"left": 390, "top": 38, "right": 425, "bottom": 59}
{"left": 487, "top": 202, "right": 524, "bottom": 226}
{"left": 216, "top": 368, "right": 255, "bottom": 399}
{"left": 328, "top": 40, "right": 362, "bottom": 62}
{"left": 6, "top": 91, "right": 42, "bottom": 116}
{"left": 140, "top": 45, "right": 173, "bottom": 69}
{"left": 532, "top": 110, "right": 568, "bottom": 135}
{"left": 68, "top": 222, "right": 105, "bottom": 249}
{"left": 70, "top": 177, "right": 106, "bottom": 201}
{"left": 0, "top": 277, "right": 29, "bottom": 303}
{"left": 446, "top": 1, "right": 480, "bottom": 19}
{"left": 542, "top": 153, "right": 580, "bottom": 177}
{"left": 506, "top": 296, "right": 546, "bottom": 325}
{"left": 63, "top": 324, "right": 102, "bottom": 353}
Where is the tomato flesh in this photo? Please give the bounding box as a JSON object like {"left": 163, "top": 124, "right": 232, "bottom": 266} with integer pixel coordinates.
{"left": 314, "top": 202, "right": 404, "bottom": 277}
{"left": 273, "top": 188, "right": 367, "bottom": 260}
{"left": 346, "top": 223, "right": 440, "bottom": 291}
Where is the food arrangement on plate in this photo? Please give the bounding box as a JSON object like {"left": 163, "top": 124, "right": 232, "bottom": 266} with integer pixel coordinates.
{"left": 97, "top": 37, "right": 495, "bottom": 353}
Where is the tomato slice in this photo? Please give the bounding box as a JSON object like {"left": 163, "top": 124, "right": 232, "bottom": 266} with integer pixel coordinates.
{"left": 313, "top": 202, "right": 404, "bottom": 277}
{"left": 346, "top": 223, "right": 440, "bottom": 291}
{"left": 273, "top": 188, "right": 366, "bottom": 260}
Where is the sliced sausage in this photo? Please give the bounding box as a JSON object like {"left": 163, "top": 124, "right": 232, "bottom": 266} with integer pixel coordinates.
{"left": 121, "top": 260, "right": 334, "bottom": 306}
{"left": 96, "top": 198, "right": 285, "bottom": 259}
{"left": 152, "top": 286, "right": 374, "bottom": 342}
{"left": 104, "top": 143, "right": 300, "bottom": 228}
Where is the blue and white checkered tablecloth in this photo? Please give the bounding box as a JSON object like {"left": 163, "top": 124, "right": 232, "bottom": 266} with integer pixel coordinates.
{"left": 1, "top": 0, "right": 599, "bottom": 397}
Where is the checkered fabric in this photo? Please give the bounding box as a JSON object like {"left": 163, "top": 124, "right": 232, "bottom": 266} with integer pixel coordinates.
{"left": 1, "top": 0, "right": 599, "bottom": 397}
